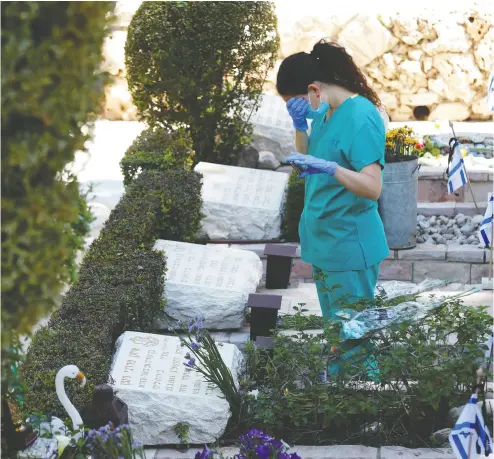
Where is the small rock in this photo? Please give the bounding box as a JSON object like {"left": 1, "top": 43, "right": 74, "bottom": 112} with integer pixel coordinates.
{"left": 430, "top": 227, "right": 439, "bottom": 234}
{"left": 472, "top": 215, "right": 483, "bottom": 226}
{"left": 439, "top": 216, "right": 450, "bottom": 225}
{"left": 448, "top": 405, "right": 465, "bottom": 426}
{"left": 431, "top": 428, "right": 451, "bottom": 446}
{"left": 456, "top": 213, "right": 468, "bottom": 226}
{"left": 454, "top": 227, "right": 463, "bottom": 238}
{"left": 460, "top": 222, "right": 475, "bottom": 235}
{"left": 445, "top": 226, "right": 455, "bottom": 235}
{"left": 236, "top": 145, "right": 259, "bottom": 168}
{"left": 432, "top": 234, "right": 446, "bottom": 244}
{"left": 426, "top": 237, "right": 435, "bottom": 245}
{"left": 429, "top": 215, "right": 437, "bottom": 226}
{"left": 444, "top": 233, "right": 455, "bottom": 240}
{"left": 467, "top": 235, "right": 478, "bottom": 244}
{"left": 417, "top": 215, "right": 426, "bottom": 222}
{"left": 418, "top": 221, "right": 430, "bottom": 230}
{"left": 257, "top": 151, "right": 280, "bottom": 170}
{"left": 417, "top": 235, "right": 426, "bottom": 243}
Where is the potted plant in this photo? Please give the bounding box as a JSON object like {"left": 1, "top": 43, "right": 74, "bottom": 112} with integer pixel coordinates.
{"left": 378, "top": 126, "right": 422, "bottom": 250}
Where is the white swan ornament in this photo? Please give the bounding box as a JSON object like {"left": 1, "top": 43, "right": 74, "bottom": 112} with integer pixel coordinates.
{"left": 21, "top": 365, "right": 86, "bottom": 459}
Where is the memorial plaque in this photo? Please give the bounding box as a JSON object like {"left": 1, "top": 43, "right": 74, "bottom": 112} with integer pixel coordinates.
{"left": 111, "top": 331, "right": 242, "bottom": 446}
{"left": 194, "top": 162, "right": 289, "bottom": 241}
{"left": 153, "top": 240, "right": 263, "bottom": 330}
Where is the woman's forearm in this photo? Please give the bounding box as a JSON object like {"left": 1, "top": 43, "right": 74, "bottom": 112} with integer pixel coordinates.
{"left": 333, "top": 164, "right": 382, "bottom": 201}
{"left": 295, "top": 130, "right": 308, "bottom": 155}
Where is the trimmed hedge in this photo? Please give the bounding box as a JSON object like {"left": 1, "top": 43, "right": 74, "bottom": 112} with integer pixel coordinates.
{"left": 281, "top": 170, "right": 305, "bottom": 242}
{"left": 1, "top": 1, "right": 115, "bottom": 389}
{"left": 22, "top": 169, "right": 203, "bottom": 416}
{"left": 125, "top": 1, "right": 279, "bottom": 165}
{"left": 120, "top": 127, "right": 195, "bottom": 186}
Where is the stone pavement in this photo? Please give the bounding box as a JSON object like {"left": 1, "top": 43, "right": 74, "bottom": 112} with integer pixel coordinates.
{"left": 145, "top": 445, "right": 493, "bottom": 458}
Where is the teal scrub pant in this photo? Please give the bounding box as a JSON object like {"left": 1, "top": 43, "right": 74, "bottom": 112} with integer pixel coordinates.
{"left": 312, "top": 264, "right": 380, "bottom": 321}
{"left": 312, "top": 264, "right": 381, "bottom": 381}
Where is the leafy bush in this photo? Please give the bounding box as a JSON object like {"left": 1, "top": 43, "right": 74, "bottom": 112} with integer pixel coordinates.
{"left": 281, "top": 170, "right": 305, "bottom": 242}
{"left": 125, "top": 1, "right": 279, "bottom": 165}
{"left": 242, "top": 300, "right": 492, "bottom": 446}
{"left": 22, "top": 169, "right": 203, "bottom": 416}
{"left": 1, "top": 1, "right": 115, "bottom": 388}
{"left": 120, "top": 127, "right": 195, "bottom": 186}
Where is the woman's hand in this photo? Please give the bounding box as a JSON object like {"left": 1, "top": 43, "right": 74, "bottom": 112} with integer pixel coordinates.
{"left": 285, "top": 152, "right": 337, "bottom": 177}
{"left": 286, "top": 98, "right": 309, "bottom": 132}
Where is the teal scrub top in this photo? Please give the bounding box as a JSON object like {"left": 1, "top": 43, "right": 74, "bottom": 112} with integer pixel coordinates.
{"left": 299, "top": 95, "right": 389, "bottom": 272}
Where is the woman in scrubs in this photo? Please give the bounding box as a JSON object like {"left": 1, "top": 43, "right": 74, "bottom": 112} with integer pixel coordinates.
{"left": 277, "top": 40, "right": 389, "bottom": 321}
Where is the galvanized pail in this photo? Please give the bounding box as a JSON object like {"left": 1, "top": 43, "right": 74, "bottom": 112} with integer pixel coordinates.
{"left": 378, "top": 157, "right": 419, "bottom": 250}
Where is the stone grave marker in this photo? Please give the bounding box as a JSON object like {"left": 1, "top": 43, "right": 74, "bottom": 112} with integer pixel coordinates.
{"left": 110, "top": 331, "right": 243, "bottom": 446}
{"left": 194, "top": 162, "right": 289, "bottom": 240}
{"left": 153, "top": 240, "right": 263, "bottom": 329}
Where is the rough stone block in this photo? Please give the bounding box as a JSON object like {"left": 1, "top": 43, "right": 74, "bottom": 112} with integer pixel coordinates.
{"left": 195, "top": 162, "right": 289, "bottom": 240}
{"left": 419, "top": 166, "right": 445, "bottom": 179}
{"left": 154, "top": 240, "right": 262, "bottom": 330}
{"left": 397, "top": 244, "right": 446, "bottom": 261}
{"left": 454, "top": 202, "right": 487, "bottom": 217}
{"left": 110, "top": 332, "right": 243, "bottom": 446}
{"left": 379, "top": 261, "right": 413, "bottom": 281}
{"left": 413, "top": 261, "right": 471, "bottom": 283}
{"left": 418, "top": 180, "right": 462, "bottom": 203}
{"left": 446, "top": 244, "right": 486, "bottom": 263}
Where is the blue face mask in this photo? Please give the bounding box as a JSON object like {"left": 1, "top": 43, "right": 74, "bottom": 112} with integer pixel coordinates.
{"left": 306, "top": 91, "right": 330, "bottom": 119}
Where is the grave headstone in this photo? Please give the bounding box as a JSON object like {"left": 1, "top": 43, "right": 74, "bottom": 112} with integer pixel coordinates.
{"left": 246, "top": 93, "right": 296, "bottom": 154}
{"left": 154, "top": 240, "right": 263, "bottom": 330}
{"left": 110, "top": 331, "right": 243, "bottom": 446}
{"left": 194, "top": 162, "right": 289, "bottom": 241}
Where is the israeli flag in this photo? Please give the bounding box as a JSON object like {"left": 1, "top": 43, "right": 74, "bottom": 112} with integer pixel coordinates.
{"left": 487, "top": 72, "right": 494, "bottom": 112}
{"left": 480, "top": 193, "right": 493, "bottom": 247}
{"left": 449, "top": 393, "right": 493, "bottom": 459}
{"left": 448, "top": 140, "right": 468, "bottom": 194}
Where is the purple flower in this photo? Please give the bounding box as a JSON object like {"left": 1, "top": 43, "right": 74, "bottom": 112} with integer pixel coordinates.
{"left": 195, "top": 444, "right": 215, "bottom": 459}
{"left": 184, "top": 357, "right": 196, "bottom": 368}
{"left": 255, "top": 444, "right": 271, "bottom": 458}
{"left": 191, "top": 341, "right": 201, "bottom": 351}
{"left": 188, "top": 317, "right": 205, "bottom": 333}
{"left": 185, "top": 352, "right": 191, "bottom": 359}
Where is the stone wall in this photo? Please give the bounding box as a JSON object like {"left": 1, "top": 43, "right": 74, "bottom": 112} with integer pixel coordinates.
{"left": 102, "top": 1, "right": 494, "bottom": 122}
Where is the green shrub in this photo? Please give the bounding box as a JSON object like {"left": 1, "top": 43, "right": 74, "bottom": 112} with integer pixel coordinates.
{"left": 281, "top": 170, "right": 305, "bottom": 242}
{"left": 125, "top": 1, "right": 279, "bottom": 165}
{"left": 120, "top": 127, "right": 195, "bottom": 186}
{"left": 242, "top": 300, "right": 492, "bottom": 446}
{"left": 1, "top": 1, "right": 115, "bottom": 388}
{"left": 22, "top": 169, "right": 203, "bottom": 416}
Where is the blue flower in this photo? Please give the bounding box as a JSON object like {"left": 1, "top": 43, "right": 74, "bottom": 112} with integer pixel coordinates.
{"left": 184, "top": 357, "right": 196, "bottom": 368}
{"left": 195, "top": 444, "right": 215, "bottom": 459}
{"left": 191, "top": 341, "right": 201, "bottom": 351}
{"left": 185, "top": 352, "right": 191, "bottom": 359}
{"left": 254, "top": 444, "right": 271, "bottom": 459}
{"left": 188, "top": 317, "right": 205, "bottom": 333}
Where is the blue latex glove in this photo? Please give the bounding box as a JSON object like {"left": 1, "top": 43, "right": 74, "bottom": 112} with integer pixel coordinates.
{"left": 286, "top": 97, "right": 309, "bottom": 131}
{"left": 285, "top": 152, "right": 337, "bottom": 178}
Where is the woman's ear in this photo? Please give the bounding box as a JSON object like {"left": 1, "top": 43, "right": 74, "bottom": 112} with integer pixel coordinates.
{"left": 307, "top": 83, "right": 321, "bottom": 98}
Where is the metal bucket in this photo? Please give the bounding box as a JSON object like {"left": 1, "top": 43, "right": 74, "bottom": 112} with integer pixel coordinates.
{"left": 378, "top": 157, "right": 419, "bottom": 250}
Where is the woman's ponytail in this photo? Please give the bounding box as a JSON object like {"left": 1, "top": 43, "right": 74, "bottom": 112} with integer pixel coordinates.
{"left": 310, "top": 40, "right": 382, "bottom": 108}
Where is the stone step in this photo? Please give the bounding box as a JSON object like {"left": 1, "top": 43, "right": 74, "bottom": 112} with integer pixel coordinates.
{"left": 418, "top": 201, "right": 488, "bottom": 217}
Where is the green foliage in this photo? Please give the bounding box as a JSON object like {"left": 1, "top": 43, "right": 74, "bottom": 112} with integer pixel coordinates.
{"left": 423, "top": 135, "right": 441, "bottom": 157}
{"left": 1, "top": 1, "right": 115, "bottom": 389}
{"left": 281, "top": 170, "right": 305, "bottom": 242}
{"left": 125, "top": 1, "right": 279, "bottom": 165}
{"left": 241, "top": 300, "right": 492, "bottom": 446}
{"left": 174, "top": 422, "right": 190, "bottom": 447}
{"left": 120, "top": 127, "right": 195, "bottom": 186}
{"left": 22, "top": 169, "right": 203, "bottom": 416}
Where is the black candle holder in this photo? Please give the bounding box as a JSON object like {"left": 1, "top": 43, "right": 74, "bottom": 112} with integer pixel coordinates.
{"left": 248, "top": 293, "right": 282, "bottom": 342}
{"left": 264, "top": 244, "right": 297, "bottom": 289}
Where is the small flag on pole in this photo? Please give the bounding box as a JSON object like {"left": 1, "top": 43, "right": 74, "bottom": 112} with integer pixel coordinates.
{"left": 449, "top": 393, "right": 493, "bottom": 459}
{"left": 448, "top": 140, "right": 468, "bottom": 194}
{"left": 480, "top": 193, "right": 493, "bottom": 247}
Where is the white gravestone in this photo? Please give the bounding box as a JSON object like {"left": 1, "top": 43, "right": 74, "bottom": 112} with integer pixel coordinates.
{"left": 195, "top": 162, "right": 289, "bottom": 241}
{"left": 154, "top": 240, "right": 263, "bottom": 330}
{"left": 247, "top": 93, "right": 296, "bottom": 154}
{"left": 110, "top": 331, "right": 243, "bottom": 446}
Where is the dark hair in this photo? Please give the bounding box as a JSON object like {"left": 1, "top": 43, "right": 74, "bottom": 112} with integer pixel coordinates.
{"left": 276, "top": 40, "right": 381, "bottom": 108}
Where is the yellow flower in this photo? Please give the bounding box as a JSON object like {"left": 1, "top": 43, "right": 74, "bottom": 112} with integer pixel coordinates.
{"left": 461, "top": 148, "right": 468, "bottom": 157}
